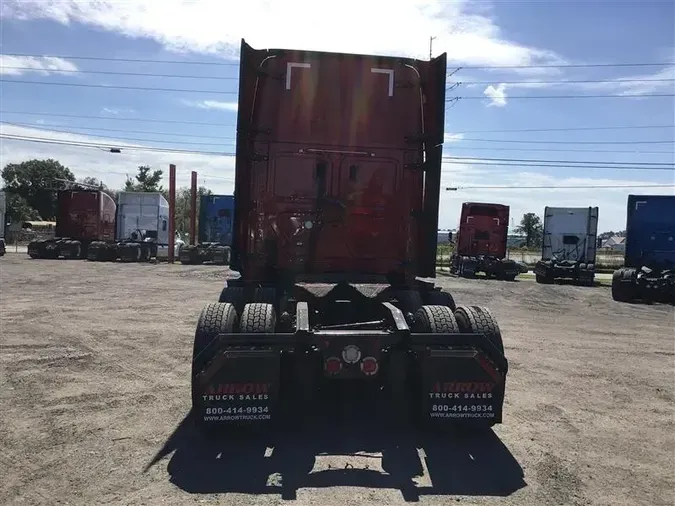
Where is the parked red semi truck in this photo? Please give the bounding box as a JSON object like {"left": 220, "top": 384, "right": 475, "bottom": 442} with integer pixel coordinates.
{"left": 27, "top": 189, "right": 116, "bottom": 259}
{"left": 449, "top": 202, "right": 522, "bottom": 280}
{"left": 190, "top": 40, "right": 508, "bottom": 432}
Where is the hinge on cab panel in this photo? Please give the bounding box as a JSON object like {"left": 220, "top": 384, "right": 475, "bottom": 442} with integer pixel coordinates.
{"left": 250, "top": 153, "right": 269, "bottom": 162}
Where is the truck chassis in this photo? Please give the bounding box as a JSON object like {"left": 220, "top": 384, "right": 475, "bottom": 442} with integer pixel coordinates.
{"left": 534, "top": 259, "right": 595, "bottom": 286}
{"left": 192, "top": 280, "right": 508, "bottom": 432}
{"left": 179, "top": 243, "right": 231, "bottom": 265}
{"left": 450, "top": 254, "right": 521, "bottom": 281}
{"left": 611, "top": 266, "right": 675, "bottom": 305}
{"left": 28, "top": 237, "right": 93, "bottom": 260}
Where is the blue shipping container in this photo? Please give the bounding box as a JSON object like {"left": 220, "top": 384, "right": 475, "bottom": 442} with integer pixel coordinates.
{"left": 199, "top": 195, "right": 234, "bottom": 246}
{"left": 625, "top": 194, "right": 675, "bottom": 269}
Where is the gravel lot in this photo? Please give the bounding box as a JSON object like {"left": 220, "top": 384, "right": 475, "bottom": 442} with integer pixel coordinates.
{"left": 1, "top": 252, "right": 673, "bottom": 506}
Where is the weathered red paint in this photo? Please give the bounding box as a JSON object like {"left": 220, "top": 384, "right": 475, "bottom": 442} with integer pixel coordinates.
{"left": 454, "top": 203, "right": 511, "bottom": 258}
{"left": 231, "top": 39, "right": 447, "bottom": 282}
{"left": 55, "top": 190, "right": 116, "bottom": 241}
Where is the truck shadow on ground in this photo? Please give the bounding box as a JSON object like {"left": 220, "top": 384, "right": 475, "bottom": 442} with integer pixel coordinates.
{"left": 146, "top": 400, "right": 526, "bottom": 501}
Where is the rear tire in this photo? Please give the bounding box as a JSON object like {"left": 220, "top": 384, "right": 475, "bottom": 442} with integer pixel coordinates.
{"left": 239, "top": 302, "right": 277, "bottom": 333}
{"left": 191, "top": 302, "right": 239, "bottom": 426}
{"left": 396, "top": 290, "right": 424, "bottom": 317}
{"left": 454, "top": 305, "right": 504, "bottom": 355}
{"left": 612, "top": 268, "right": 635, "bottom": 302}
{"left": 412, "top": 305, "right": 460, "bottom": 333}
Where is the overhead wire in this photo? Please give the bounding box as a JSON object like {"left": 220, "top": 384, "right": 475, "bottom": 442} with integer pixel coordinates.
{"left": 1, "top": 78, "right": 673, "bottom": 99}
{"left": 3, "top": 52, "right": 673, "bottom": 69}
{"left": 2, "top": 110, "right": 673, "bottom": 135}
{"left": 1, "top": 132, "right": 673, "bottom": 173}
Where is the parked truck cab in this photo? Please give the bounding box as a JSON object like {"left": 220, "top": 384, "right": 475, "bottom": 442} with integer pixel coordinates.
{"left": 612, "top": 195, "right": 675, "bottom": 304}
{"left": 450, "top": 202, "right": 520, "bottom": 280}
{"left": 189, "top": 39, "right": 509, "bottom": 434}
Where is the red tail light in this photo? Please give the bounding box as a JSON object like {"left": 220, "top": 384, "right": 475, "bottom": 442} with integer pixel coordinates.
{"left": 360, "top": 356, "right": 379, "bottom": 376}
{"left": 324, "top": 357, "right": 343, "bottom": 375}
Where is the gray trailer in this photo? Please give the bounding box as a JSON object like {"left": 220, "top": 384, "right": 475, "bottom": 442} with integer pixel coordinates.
{"left": 88, "top": 191, "right": 183, "bottom": 262}
{"left": 534, "top": 206, "right": 599, "bottom": 286}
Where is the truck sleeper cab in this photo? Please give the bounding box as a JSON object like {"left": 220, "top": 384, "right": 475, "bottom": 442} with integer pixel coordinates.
{"left": 190, "top": 39, "right": 509, "bottom": 434}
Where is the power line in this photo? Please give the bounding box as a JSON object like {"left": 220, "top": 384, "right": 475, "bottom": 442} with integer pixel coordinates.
{"left": 0, "top": 52, "right": 240, "bottom": 66}
{"left": 4, "top": 65, "right": 673, "bottom": 87}
{"left": 444, "top": 145, "right": 673, "bottom": 155}
{"left": 0, "top": 110, "right": 236, "bottom": 127}
{"left": 0, "top": 66, "right": 238, "bottom": 80}
{"left": 441, "top": 160, "right": 674, "bottom": 171}
{"left": 2, "top": 110, "right": 673, "bottom": 135}
{"left": 2, "top": 133, "right": 673, "bottom": 174}
{"left": 0, "top": 79, "right": 237, "bottom": 95}
{"left": 2, "top": 121, "right": 235, "bottom": 141}
{"left": 1, "top": 79, "right": 673, "bottom": 99}
{"left": 6, "top": 121, "right": 672, "bottom": 155}
{"left": 456, "top": 78, "right": 675, "bottom": 85}
{"left": 4, "top": 52, "right": 673, "bottom": 69}
{"left": 448, "top": 184, "right": 675, "bottom": 190}
{"left": 443, "top": 155, "right": 674, "bottom": 167}
{"left": 459, "top": 138, "right": 674, "bottom": 145}
{"left": 457, "top": 62, "right": 675, "bottom": 70}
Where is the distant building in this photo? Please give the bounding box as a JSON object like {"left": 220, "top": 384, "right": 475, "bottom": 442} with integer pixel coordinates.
{"left": 601, "top": 235, "right": 625, "bottom": 252}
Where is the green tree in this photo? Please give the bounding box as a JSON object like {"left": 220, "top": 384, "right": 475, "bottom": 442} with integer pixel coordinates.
{"left": 2, "top": 159, "right": 75, "bottom": 219}
{"left": 515, "top": 212, "right": 543, "bottom": 249}
{"left": 2, "top": 191, "right": 41, "bottom": 224}
{"left": 124, "top": 165, "right": 164, "bottom": 192}
{"left": 174, "top": 186, "right": 213, "bottom": 237}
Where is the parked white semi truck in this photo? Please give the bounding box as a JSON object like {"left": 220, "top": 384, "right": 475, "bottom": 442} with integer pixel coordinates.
{"left": 534, "top": 206, "right": 599, "bottom": 286}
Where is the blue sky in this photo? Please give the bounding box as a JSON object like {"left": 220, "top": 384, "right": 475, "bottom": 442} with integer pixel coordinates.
{"left": 0, "top": 0, "right": 673, "bottom": 232}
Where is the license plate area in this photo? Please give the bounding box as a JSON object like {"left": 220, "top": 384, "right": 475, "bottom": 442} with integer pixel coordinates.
{"left": 197, "top": 349, "right": 281, "bottom": 424}
{"left": 420, "top": 348, "right": 505, "bottom": 424}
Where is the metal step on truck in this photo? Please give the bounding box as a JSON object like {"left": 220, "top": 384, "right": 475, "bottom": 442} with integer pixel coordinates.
{"left": 27, "top": 189, "right": 116, "bottom": 260}
{"left": 87, "top": 191, "right": 184, "bottom": 262}
{"left": 534, "top": 206, "right": 599, "bottom": 286}
{"left": 611, "top": 194, "right": 675, "bottom": 305}
{"left": 449, "top": 202, "right": 522, "bottom": 281}
{"left": 189, "top": 39, "right": 509, "bottom": 434}
{"left": 179, "top": 194, "right": 234, "bottom": 265}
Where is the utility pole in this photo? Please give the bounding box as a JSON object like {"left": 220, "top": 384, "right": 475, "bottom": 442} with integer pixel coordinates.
{"left": 429, "top": 36, "right": 436, "bottom": 59}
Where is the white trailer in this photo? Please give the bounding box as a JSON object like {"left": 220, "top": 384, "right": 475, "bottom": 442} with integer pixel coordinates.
{"left": 0, "top": 191, "right": 6, "bottom": 256}
{"left": 534, "top": 206, "right": 599, "bottom": 286}
{"left": 87, "top": 191, "right": 183, "bottom": 262}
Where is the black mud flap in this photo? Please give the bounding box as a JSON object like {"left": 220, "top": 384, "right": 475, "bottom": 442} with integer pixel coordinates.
{"left": 414, "top": 334, "right": 507, "bottom": 428}
{"left": 194, "top": 348, "right": 281, "bottom": 427}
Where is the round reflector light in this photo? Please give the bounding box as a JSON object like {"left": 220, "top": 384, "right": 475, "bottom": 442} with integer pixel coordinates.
{"left": 341, "top": 345, "right": 362, "bottom": 364}
{"left": 360, "top": 356, "right": 379, "bottom": 376}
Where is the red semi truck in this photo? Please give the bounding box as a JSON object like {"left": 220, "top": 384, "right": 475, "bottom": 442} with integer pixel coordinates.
{"left": 449, "top": 202, "right": 522, "bottom": 280}
{"left": 27, "top": 189, "right": 116, "bottom": 259}
{"left": 190, "top": 40, "right": 509, "bottom": 432}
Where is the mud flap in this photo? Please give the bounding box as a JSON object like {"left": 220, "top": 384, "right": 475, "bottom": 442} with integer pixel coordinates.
{"left": 418, "top": 346, "right": 505, "bottom": 427}
{"left": 195, "top": 348, "right": 281, "bottom": 426}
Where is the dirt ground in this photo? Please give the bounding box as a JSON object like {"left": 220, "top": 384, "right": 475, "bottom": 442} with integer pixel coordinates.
{"left": 0, "top": 252, "right": 673, "bottom": 506}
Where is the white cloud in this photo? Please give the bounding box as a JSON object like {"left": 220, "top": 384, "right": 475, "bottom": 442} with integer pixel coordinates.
{"left": 444, "top": 133, "right": 465, "bottom": 143}
{"left": 181, "top": 100, "right": 238, "bottom": 112}
{"left": 483, "top": 83, "right": 507, "bottom": 107}
{"left": 101, "top": 107, "right": 136, "bottom": 115}
{"left": 578, "top": 65, "right": 675, "bottom": 97}
{"left": 0, "top": 54, "right": 78, "bottom": 76}
{"left": 2, "top": 123, "right": 671, "bottom": 232}
{"left": 0, "top": 0, "right": 565, "bottom": 68}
